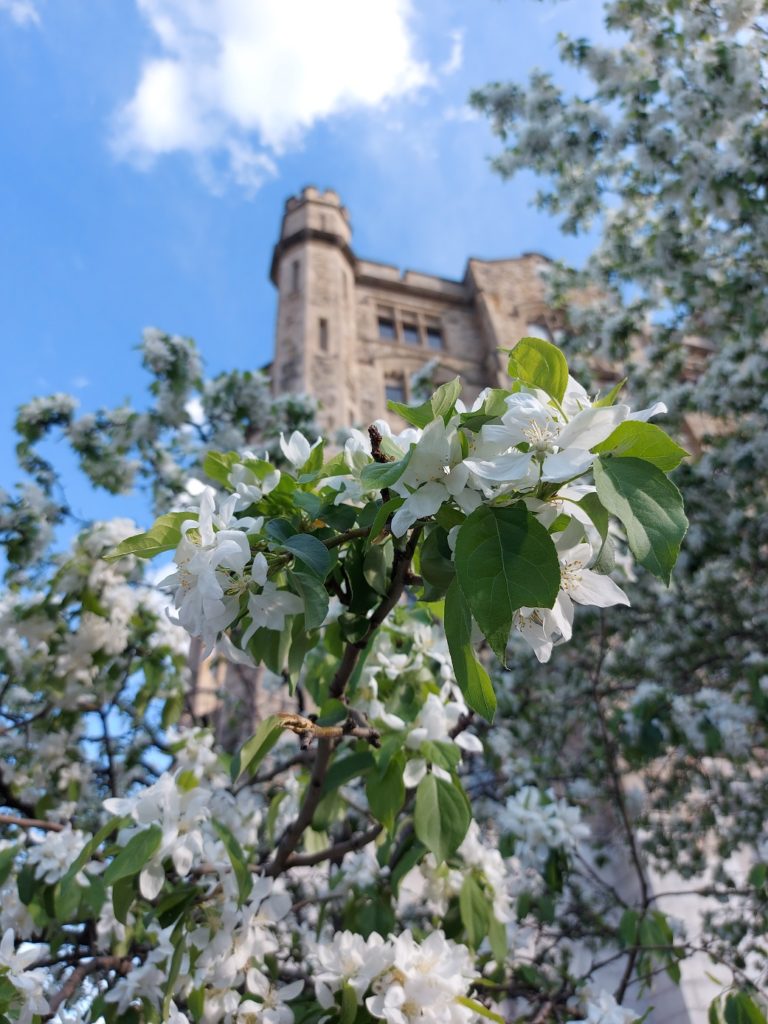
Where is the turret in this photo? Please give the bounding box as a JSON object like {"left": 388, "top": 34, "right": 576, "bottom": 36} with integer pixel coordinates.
{"left": 270, "top": 187, "right": 358, "bottom": 432}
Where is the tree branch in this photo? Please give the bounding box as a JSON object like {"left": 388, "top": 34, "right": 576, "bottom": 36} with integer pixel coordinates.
{"left": 0, "top": 813, "right": 63, "bottom": 832}
{"left": 44, "top": 955, "right": 131, "bottom": 1016}
{"left": 266, "top": 523, "right": 422, "bottom": 877}
{"left": 284, "top": 824, "right": 383, "bottom": 869}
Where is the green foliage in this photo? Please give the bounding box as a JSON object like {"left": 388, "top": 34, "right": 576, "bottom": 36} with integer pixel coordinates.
{"left": 459, "top": 873, "right": 492, "bottom": 949}
{"left": 387, "top": 377, "right": 462, "bottom": 428}
{"left": 231, "top": 716, "right": 283, "bottom": 782}
{"left": 279, "top": 533, "right": 333, "bottom": 579}
{"left": 444, "top": 580, "right": 496, "bottom": 721}
{"left": 106, "top": 511, "right": 197, "bottom": 561}
{"left": 507, "top": 336, "right": 569, "bottom": 403}
{"left": 454, "top": 504, "right": 561, "bottom": 661}
{"left": 592, "top": 421, "right": 688, "bottom": 472}
{"left": 594, "top": 456, "right": 688, "bottom": 584}
{"left": 413, "top": 774, "right": 471, "bottom": 864}
{"left": 103, "top": 825, "right": 162, "bottom": 886}
{"left": 366, "top": 755, "right": 406, "bottom": 832}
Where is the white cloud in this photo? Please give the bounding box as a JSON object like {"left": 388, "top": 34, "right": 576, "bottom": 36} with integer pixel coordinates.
{"left": 0, "top": 0, "right": 40, "bottom": 26}
{"left": 440, "top": 28, "right": 464, "bottom": 76}
{"left": 113, "top": 0, "right": 431, "bottom": 192}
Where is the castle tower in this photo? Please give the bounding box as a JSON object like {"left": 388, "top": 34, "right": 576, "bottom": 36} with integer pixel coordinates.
{"left": 270, "top": 187, "right": 358, "bottom": 432}
{"left": 269, "top": 188, "right": 569, "bottom": 432}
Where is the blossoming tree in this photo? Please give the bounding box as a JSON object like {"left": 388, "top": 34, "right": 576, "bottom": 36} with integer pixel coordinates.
{"left": 470, "top": 1, "right": 768, "bottom": 1020}
{"left": 0, "top": 322, "right": 702, "bottom": 1023}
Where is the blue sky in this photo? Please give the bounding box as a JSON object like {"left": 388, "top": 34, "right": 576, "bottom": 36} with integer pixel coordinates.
{"left": 0, "top": 0, "right": 608, "bottom": 523}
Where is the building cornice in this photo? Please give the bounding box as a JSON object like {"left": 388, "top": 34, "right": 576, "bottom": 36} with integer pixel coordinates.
{"left": 270, "top": 228, "right": 356, "bottom": 284}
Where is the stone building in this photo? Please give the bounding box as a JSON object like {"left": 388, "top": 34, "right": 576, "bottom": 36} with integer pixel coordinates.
{"left": 269, "top": 185, "right": 565, "bottom": 429}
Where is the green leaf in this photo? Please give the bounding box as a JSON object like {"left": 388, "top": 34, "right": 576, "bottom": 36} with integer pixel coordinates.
{"left": 363, "top": 542, "right": 394, "bottom": 597}
{"left": 247, "top": 625, "right": 292, "bottom": 675}
{"left": 454, "top": 504, "right": 561, "bottom": 661}
{"left": 573, "top": 492, "right": 615, "bottom": 573}
{"left": 154, "top": 888, "right": 198, "bottom": 928}
{"left": 0, "top": 847, "right": 17, "bottom": 889}
{"left": 57, "top": 815, "right": 125, "bottom": 897}
{"left": 455, "top": 997, "right": 505, "bottom": 1024}
{"left": 81, "top": 589, "right": 109, "bottom": 617}
{"left": 112, "top": 874, "right": 135, "bottom": 925}
{"left": 105, "top": 511, "right": 196, "bottom": 561}
{"left": 594, "top": 456, "right": 688, "bottom": 584}
{"left": 288, "top": 571, "right": 329, "bottom": 630}
{"left": 188, "top": 988, "right": 205, "bottom": 1023}
{"left": 618, "top": 909, "right": 638, "bottom": 947}
{"left": 592, "top": 377, "right": 627, "bottom": 408}
{"left": 162, "top": 927, "right": 186, "bottom": 1020}
{"left": 202, "top": 450, "right": 238, "bottom": 486}
{"left": 507, "top": 336, "right": 569, "bottom": 403}
{"left": 420, "top": 740, "right": 462, "bottom": 771}
{"left": 724, "top": 993, "right": 767, "bottom": 1024}
{"left": 388, "top": 399, "right": 433, "bottom": 430}
{"left": 231, "top": 715, "right": 282, "bottom": 782}
{"left": 280, "top": 533, "right": 332, "bottom": 579}
{"left": 488, "top": 913, "right": 508, "bottom": 963}
{"left": 576, "top": 492, "right": 609, "bottom": 544}
{"left": 444, "top": 580, "right": 496, "bottom": 721}
{"left": 429, "top": 377, "right": 463, "bottom": 423}
{"left": 162, "top": 691, "right": 184, "bottom": 730}
{"left": 592, "top": 421, "right": 688, "bottom": 472}
{"left": 54, "top": 876, "right": 82, "bottom": 923}
{"left": 340, "top": 984, "right": 358, "bottom": 1024}
{"left": 390, "top": 837, "right": 427, "bottom": 894}
{"left": 16, "top": 865, "right": 37, "bottom": 905}
{"left": 360, "top": 448, "right": 413, "bottom": 490}
{"left": 388, "top": 377, "right": 462, "bottom": 428}
{"left": 749, "top": 863, "right": 767, "bottom": 888}
{"left": 365, "top": 497, "right": 404, "bottom": 547}
{"left": 459, "top": 388, "right": 511, "bottom": 432}
{"left": 315, "top": 699, "right": 348, "bottom": 727}
{"left": 459, "top": 873, "right": 491, "bottom": 948}
{"left": 414, "top": 774, "right": 470, "bottom": 864}
{"left": 419, "top": 527, "right": 455, "bottom": 597}
{"left": 212, "top": 821, "right": 252, "bottom": 904}
{"left": 320, "top": 751, "right": 375, "bottom": 798}
{"left": 366, "top": 757, "right": 406, "bottom": 832}
{"left": 103, "top": 825, "right": 162, "bottom": 886}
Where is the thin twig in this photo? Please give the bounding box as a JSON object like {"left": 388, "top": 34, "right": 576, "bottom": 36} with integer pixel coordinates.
{"left": 589, "top": 612, "right": 649, "bottom": 1004}
{"left": 323, "top": 527, "right": 371, "bottom": 549}
{"left": 0, "top": 813, "right": 63, "bottom": 832}
{"left": 284, "top": 824, "right": 383, "bottom": 868}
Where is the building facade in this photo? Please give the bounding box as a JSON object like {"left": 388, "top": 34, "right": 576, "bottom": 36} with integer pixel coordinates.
{"left": 269, "top": 186, "right": 565, "bottom": 429}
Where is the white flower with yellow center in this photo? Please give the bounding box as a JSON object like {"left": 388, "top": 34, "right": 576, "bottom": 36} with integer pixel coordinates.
{"left": 390, "top": 417, "right": 481, "bottom": 537}
{"left": 163, "top": 489, "right": 256, "bottom": 653}
{"left": 465, "top": 379, "right": 666, "bottom": 488}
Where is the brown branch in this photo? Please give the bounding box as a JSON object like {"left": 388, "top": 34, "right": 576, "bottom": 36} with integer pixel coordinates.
{"left": 277, "top": 712, "right": 381, "bottom": 749}
{"left": 248, "top": 750, "right": 313, "bottom": 786}
{"left": 265, "top": 736, "right": 334, "bottom": 877}
{"left": 323, "top": 527, "right": 371, "bottom": 549}
{"left": 44, "top": 956, "right": 131, "bottom": 1016}
{"left": 530, "top": 1000, "right": 555, "bottom": 1024}
{"left": 0, "top": 813, "right": 63, "bottom": 832}
{"left": 589, "top": 612, "right": 649, "bottom": 1004}
{"left": 284, "top": 824, "right": 383, "bottom": 869}
{"left": 267, "top": 524, "right": 422, "bottom": 877}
